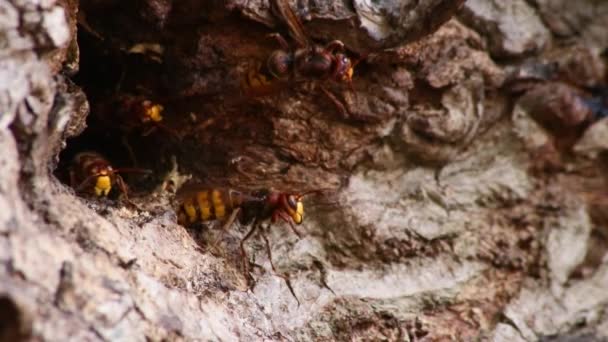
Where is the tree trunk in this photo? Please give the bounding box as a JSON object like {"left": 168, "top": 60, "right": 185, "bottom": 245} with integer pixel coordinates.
{"left": 1, "top": 0, "right": 608, "bottom": 340}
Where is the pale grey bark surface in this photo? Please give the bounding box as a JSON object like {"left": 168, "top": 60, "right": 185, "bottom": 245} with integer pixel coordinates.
{"left": 1, "top": 0, "right": 608, "bottom": 341}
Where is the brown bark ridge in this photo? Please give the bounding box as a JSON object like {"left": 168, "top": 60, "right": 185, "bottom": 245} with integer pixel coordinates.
{"left": 1, "top": 0, "right": 608, "bottom": 340}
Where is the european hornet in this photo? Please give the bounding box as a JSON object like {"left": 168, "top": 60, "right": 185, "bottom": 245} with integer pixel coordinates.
{"left": 102, "top": 94, "right": 173, "bottom": 137}
{"left": 176, "top": 184, "right": 326, "bottom": 302}
{"left": 69, "top": 151, "right": 151, "bottom": 204}
{"left": 91, "top": 94, "right": 178, "bottom": 165}
{"left": 241, "top": 0, "right": 360, "bottom": 119}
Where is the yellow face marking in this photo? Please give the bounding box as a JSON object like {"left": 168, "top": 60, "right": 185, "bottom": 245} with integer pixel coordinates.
{"left": 289, "top": 200, "right": 304, "bottom": 224}
{"left": 94, "top": 175, "right": 112, "bottom": 196}
{"left": 145, "top": 104, "right": 164, "bottom": 122}
{"left": 183, "top": 199, "right": 197, "bottom": 223}
{"left": 343, "top": 67, "right": 354, "bottom": 82}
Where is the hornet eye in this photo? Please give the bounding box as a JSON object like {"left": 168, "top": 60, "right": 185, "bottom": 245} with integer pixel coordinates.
{"left": 287, "top": 195, "right": 298, "bottom": 209}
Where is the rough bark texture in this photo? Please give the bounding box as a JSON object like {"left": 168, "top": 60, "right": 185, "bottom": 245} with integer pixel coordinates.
{"left": 1, "top": 0, "right": 608, "bottom": 341}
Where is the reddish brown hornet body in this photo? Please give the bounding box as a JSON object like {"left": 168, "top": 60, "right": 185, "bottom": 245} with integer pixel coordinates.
{"left": 242, "top": 0, "right": 357, "bottom": 117}
{"left": 113, "top": 95, "right": 167, "bottom": 135}
{"left": 69, "top": 151, "right": 149, "bottom": 201}
{"left": 261, "top": 35, "right": 353, "bottom": 85}
{"left": 94, "top": 94, "right": 175, "bottom": 137}
{"left": 177, "top": 188, "right": 306, "bottom": 238}
{"left": 177, "top": 185, "right": 323, "bottom": 302}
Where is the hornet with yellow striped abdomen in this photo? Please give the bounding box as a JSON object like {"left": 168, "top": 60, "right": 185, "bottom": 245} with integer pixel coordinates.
{"left": 176, "top": 187, "right": 307, "bottom": 238}
{"left": 176, "top": 184, "right": 323, "bottom": 299}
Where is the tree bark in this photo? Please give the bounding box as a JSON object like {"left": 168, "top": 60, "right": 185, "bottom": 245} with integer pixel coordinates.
{"left": 1, "top": 0, "right": 608, "bottom": 340}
